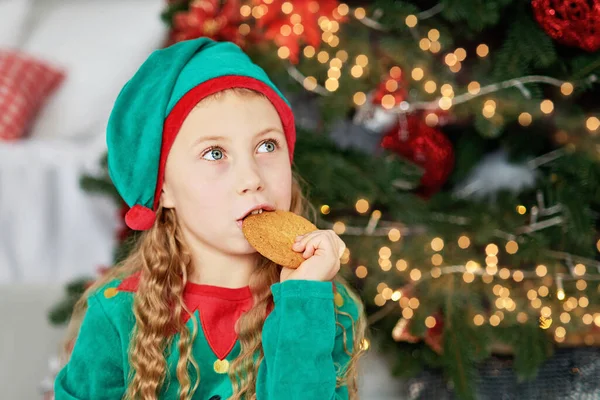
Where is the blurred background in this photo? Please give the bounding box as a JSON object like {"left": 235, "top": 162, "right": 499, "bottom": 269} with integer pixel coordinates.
{"left": 1, "top": 0, "right": 599, "bottom": 399}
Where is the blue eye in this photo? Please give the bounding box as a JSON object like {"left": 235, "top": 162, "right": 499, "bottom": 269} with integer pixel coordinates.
{"left": 258, "top": 138, "right": 280, "bottom": 153}
{"left": 202, "top": 147, "right": 224, "bottom": 161}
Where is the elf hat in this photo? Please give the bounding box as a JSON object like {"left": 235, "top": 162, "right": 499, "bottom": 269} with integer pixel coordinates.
{"left": 106, "top": 38, "right": 296, "bottom": 231}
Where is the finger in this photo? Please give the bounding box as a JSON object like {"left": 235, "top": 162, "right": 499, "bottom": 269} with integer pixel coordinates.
{"left": 302, "top": 233, "right": 335, "bottom": 259}
{"left": 292, "top": 230, "right": 321, "bottom": 252}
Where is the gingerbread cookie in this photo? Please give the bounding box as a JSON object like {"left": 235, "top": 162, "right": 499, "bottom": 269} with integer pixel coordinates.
{"left": 242, "top": 210, "right": 318, "bottom": 269}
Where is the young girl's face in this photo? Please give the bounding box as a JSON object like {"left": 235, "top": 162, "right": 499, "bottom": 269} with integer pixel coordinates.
{"left": 161, "top": 91, "right": 292, "bottom": 257}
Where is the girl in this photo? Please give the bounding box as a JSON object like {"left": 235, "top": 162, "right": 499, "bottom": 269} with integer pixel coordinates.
{"left": 54, "top": 37, "right": 367, "bottom": 400}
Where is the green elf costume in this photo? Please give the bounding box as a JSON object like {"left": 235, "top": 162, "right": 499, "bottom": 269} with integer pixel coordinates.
{"left": 54, "top": 37, "right": 361, "bottom": 400}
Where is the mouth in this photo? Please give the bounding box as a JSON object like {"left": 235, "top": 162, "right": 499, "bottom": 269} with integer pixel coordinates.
{"left": 237, "top": 204, "right": 275, "bottom": 228}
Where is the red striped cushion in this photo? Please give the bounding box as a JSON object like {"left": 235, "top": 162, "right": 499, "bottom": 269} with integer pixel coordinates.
{"left": 0, "top": 50, "right": 65, "bottom": 141}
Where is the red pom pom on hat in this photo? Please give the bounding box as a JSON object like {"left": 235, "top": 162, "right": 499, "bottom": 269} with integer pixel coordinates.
{"left": 125, "top": 204, "right": 156, "bottom": 231}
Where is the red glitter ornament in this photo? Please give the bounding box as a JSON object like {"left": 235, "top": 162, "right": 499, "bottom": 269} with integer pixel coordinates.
{"left": 531, "top": 0, "right": 600, "bottom": 52}
{"left": 381, "top": 116, "right": 455, "bottom": 197}
{"left": 170, "top": 0, "right": 249, "bottom": 46}
{"left": 256, "top": 0, "right": 347, "bottom": 64}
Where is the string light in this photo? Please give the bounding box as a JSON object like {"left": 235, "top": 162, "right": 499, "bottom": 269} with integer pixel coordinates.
{"left": 353, "top": 7, "right": 366, "bottom": 19}
{"left": 499, "top": 268, "right": 511, "bottom": 279}
{"left": 576, "top": 279, "right": 587, "bottom": 291}
{"left": 438, "top": 96, "right": 452, "bottom": 110}
{"left": 473, "top": 314, "right": 485, "bottom": 326}
{"left": 468, "top": 81, "right": 480, "bottom": 95}
{"left": 454, "top": 48, "right": 467, "bottom": 61}
{"left": 428, "top": 29, "right": 440, "bottom": 41}
{"left": 430, "top": 41, "right": 441, "bottom": 53}
{"left": 356, "top": 54, "right": 369, "bottom": 67}
{"left": 303, "top": 76, "right": 318, "bottom": 91}
{"left": 536, "top": 265, "right": 548, "bottom": 277}
{"left": 560, "top": 82, "right": 574, "bottom": 95}
{"left": 505, "top": 240, "right": 519, "bottom": 254}
{"left": 431, "top": 254, "right": 443, "bottom": 266}
{"left": 410, "top": 269, "right": 422, "bottom": 281}
{"left": 411, "top": 67, "right": 424, "bottom": 81}
{"left": 355, "top": 265, "right": 367, "bottom": 278}
{"left": 374, "top": 294, "right": 386, "bottom": 306}
{"left": 402, "top": 308, "right": 414, "bottom": 319}
{"left": 440, "top": 84, "right": 454, "bottom": 97}
{"left": 579, "top": 296, "right": 589, "bottom": 308}
{"left": 431, "top": 237, "right": 444, "bottom": 251}
{"left": 303, "top": 46, "right": 316, "bottom": 58}
{"left": 517, "top": 312, "right": 528, "bottom": 323}
{"left": 405, "top": 14, "right": 418, "bottom": 27}
{"left": 388, "top": 228, "right": 401, "bottom": 242}
{"left": 317, "top": 51, "right": 329, "bottom": 63}
{"left": 512, "top": 270, "right": 524, "bottom": 282}
{"left": 431, "top": 267, "right": 442, "bottom": 278}
{"left": 379, "top": 246, "right": 392, "bottom": 259}
{"left": 396, "top": 259, "right": 408, "bottom": 271}
{"left": 556, "top": 275, "right": 565, "bottom": 300}
{"left": 588, "top": 117, "right": 600, "bottom": 132}
{"left": 381, "top": 95, "right": 395, "bottom": 109}
{"left": 560, "top": 312, "right": 571, "bottom": 324}
{"left": 320, "top": 205, "right": 330, "bottom": 214}
{"left": 335, "top": 50, "right": 348, "bottom": 62}
{"left": 391, "top": 290, "right": 402, "bottom": 301}
{"left": 332, "top": 221, "right": 346, "bottom": 234}
{"left": 277, "top": 46, "right": 291, "bottom": 59}
{"left": 424, "top": 80, "right": 437, "bottom": 93}
{"left": 238, "top": 24, "right": 251, "bottom": 35}
{"left": 353, "top": 92, "right": 366, "bottom": 106}
{"left": 425, "top": 113, "right": 439, "bottom": 127}
{"left": 350, "top": 65, "right": 363, "bottom": 78}
{"left": 325, "top": 78, "right": 339, "bottom": 91}
{"left": 337, "top": 4, "right": 349, "bottom": 16}
{"left": 574, "top": 263, "right": 586, "bottom": 276}
{"left": 489, "top": 315, "right": 500, "bottom": 326}
{"left": 355, "top": 198, "right": 369, "bottom": 213}
{"left": 458, "top": 235, "right": 471, "bottom": 248}
{"left": 425, "top": 316, "right": 436, "bottom": 328}
{"left": 583, "top": 314, "right": 593, "bottom": 325}
{"left": 518, "top": 112, "right": 533, "bottom": 126}
{"left": 240, "top": 5, "right": 252, "bottom": 17}
{"left": 419, "top": 38, "right": 431, "bottom": 51}
{"left": 540, "top": 99, "right": 554, "bottom": 114}
{"left": 476, "top": 44, "right": 489, "bottom": 57}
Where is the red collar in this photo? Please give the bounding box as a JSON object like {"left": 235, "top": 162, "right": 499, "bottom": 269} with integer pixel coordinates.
{"left": 117, "top": 271, "right": 257, "bottom": 359}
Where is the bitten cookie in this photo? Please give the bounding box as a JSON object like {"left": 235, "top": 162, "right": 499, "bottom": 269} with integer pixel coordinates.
{"left": 242, "top": 210, "right": 318, "bottom": 269}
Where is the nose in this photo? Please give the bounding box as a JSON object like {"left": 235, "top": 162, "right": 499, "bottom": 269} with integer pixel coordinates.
{"left": 236, "top": 158, "right": 264, "bottom": 195}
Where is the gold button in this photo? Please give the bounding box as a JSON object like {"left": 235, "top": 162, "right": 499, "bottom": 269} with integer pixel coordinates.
{"left": 104, "top": 288, "right": 119, "bottom": 299}
{"left": 213, "top": 359, "right": 229, "bottom": 374}
{"left": 334, "top": 292, "right": 344, "bottom": 308}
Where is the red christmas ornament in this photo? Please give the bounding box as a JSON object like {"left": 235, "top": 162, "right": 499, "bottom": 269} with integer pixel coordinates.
{"left": 423, "top": 313, "right": 444, "bottom": 355}
{"left": 381, "top": 116, "right": 454, "bottom": 197}
{"left": 170, "top": 0, "right": 249, "bottom": 46}
{"left": 531, "top": 0, "right": 600, "bottom": 52}
{"left": 256, "top": 0, "right": 347, "bottom": 64}
{"left": 371, "top": 72, "right": 409, "bottom": 107}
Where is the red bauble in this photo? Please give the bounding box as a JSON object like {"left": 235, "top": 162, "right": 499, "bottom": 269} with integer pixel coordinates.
{"left": 531, "top": 0, "right": 600, "bottom": 52}
{"left": 381, "top": 116, "right": 454, "bottom": 196}
{"left": 170, "top": 0, "right": 248, "bottom": 46}
{"left": 256, "top": 0, "right": 347, "bottom": 64}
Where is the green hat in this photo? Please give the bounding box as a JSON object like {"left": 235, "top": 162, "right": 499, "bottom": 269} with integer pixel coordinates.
{"left": 106, "top": 38, "right": 296, "bottom": 231}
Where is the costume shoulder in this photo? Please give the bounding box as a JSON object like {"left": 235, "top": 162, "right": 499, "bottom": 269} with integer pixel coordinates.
{"left": 87, "top": 271, "right": 140, "bottom": 330}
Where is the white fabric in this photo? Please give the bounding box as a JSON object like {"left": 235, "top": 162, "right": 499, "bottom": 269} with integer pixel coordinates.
{"left": 0, "top": 0, "right": 166, "bottom": 283}
{"left": 0, "top": 0, "right": 31, "bottom": 48}
{"left": 23, "top": 0, "right": 166, "bottom": 140}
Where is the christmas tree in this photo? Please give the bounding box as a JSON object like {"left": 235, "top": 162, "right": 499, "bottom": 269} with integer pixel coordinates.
{"left": 50, "top": 1, "right": 600, "bottom": 398}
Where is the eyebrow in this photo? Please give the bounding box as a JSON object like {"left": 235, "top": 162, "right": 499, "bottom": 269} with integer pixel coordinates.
{"left": 192, "top": 127, "right": 284, "bottom": 147}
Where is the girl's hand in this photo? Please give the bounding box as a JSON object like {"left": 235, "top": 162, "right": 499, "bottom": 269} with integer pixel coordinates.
{"left": 280, "top": 230, "right": 346, "bottom": 282}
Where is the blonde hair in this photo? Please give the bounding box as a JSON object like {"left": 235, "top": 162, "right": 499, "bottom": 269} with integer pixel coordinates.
{"left": 63, "top": 88, "right": 367, "bottom": 399}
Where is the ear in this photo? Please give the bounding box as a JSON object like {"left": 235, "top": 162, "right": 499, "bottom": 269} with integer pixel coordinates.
{"left": 160, "top": 181, "right": 176, "bottom": 209}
